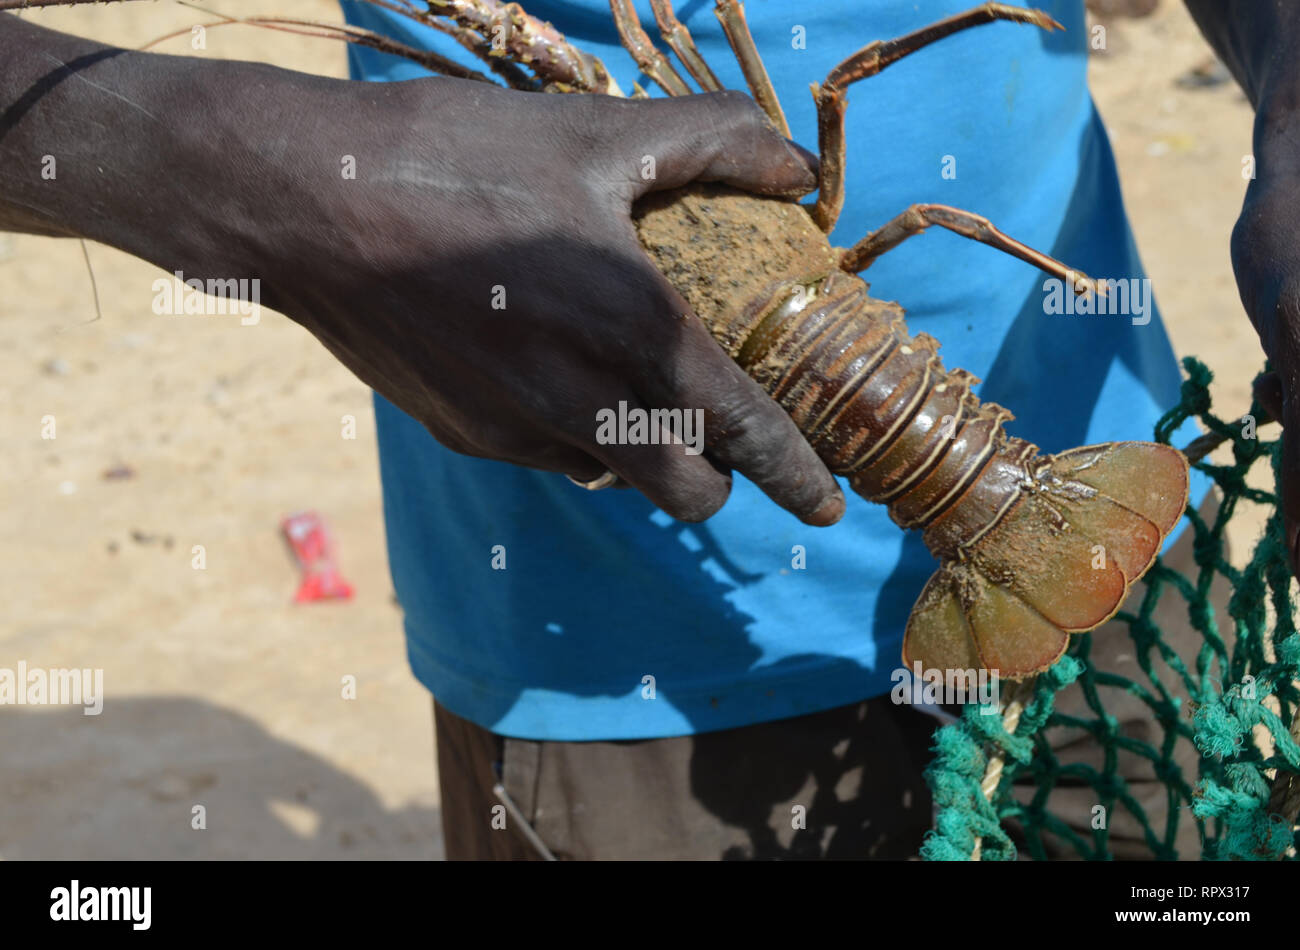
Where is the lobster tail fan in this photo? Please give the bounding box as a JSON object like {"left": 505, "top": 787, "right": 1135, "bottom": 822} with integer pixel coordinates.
{"left": 902, "top": 564, "right": 1071, "bottom": 679}
{"left": 902, "top": 441, "right": 1190, "bottom": 680}
{"left": 902, "top": 568, "right": 981, "bottom": 673}
{"left": 1048, "top": 442, "right": 1189, "bottom": 539}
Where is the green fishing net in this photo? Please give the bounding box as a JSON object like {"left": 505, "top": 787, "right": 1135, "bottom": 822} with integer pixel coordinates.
{"left": 924, "top": 358, "right": 1300, "bottom": 861}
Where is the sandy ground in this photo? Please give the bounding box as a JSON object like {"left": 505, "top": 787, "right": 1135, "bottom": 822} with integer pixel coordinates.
{"left": 0, "top": 2, "right": 1265, "bottom": 859}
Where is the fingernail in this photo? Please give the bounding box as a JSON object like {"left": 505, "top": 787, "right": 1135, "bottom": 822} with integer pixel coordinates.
{"left": 809, "top": 493, "right": 845, "bottom": 526}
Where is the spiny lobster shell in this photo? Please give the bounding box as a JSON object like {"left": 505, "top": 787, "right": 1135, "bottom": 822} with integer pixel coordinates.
{"left": 634, "top": 183, "right": 1188, "bottom": 679}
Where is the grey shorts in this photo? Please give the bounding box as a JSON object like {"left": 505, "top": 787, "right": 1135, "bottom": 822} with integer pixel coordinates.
{"left": 433, "top": 496, "right": 1221, "bottom": 861}
{"left": 434, "top": 692, "right": 938, "bottom": 860}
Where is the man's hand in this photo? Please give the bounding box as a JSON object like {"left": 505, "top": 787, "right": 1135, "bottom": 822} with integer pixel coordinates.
{"left": 0, "top": 16, "right": 845, "bottom": 526}
{"left": 264, "top": 81, "right": 843, "bottom": 525}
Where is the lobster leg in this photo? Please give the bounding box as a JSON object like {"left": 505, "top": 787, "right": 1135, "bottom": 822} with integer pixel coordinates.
{"left": 811, "top": 3, "right": 1063, "bottom": 233}
{"left": 839, "top": 203, "right": 1100, "bottom": 297}
{"left": 610, "top": 0, "right": 693, "bottom": 95}
{"left": 713, "top": 0, "right": 790, "bottom": 138}
{"left": 650, "top": 0, "right": 723, "bottom": 92}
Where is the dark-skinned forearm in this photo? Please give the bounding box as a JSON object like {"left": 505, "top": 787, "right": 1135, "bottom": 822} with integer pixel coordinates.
{"left": 1183, "top": 1, "right": 1300, "bottom": 106}
{"left": 1184, "top": 1, "right": 1300, "bottom": 175}
{"left": 0, "top": 14, "right": 344, "bottom": 281}
{"left": 0, "top": 16, "right": 197, "bottom": 244}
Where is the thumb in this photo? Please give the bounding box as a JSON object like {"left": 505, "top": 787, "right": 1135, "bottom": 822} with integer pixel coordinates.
{"left": 625, "top": 90, "right": 818, "bottom": 199}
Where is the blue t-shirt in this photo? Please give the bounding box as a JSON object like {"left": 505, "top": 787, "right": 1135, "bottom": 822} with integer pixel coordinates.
{"left": 340, "top": 0, "right": 1208, "bottom": 739}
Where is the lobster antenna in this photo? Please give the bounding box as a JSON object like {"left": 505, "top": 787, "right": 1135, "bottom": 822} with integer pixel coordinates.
{"left": 74, "top": 239, "right": 102, "bottom": 325}
{"left": 0, "top": 0, "right": 618, "bottom": 94}
{"left": 421, "top": 0, "right": 622, "bottom": 94}
{"left": 367, "top": 0, "right": 540, "bottom": 89}
{"left": 148, "top": 2, "right": 500, "bottom": 84}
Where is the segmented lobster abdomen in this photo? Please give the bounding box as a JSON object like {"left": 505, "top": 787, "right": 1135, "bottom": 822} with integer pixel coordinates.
{"left": 635, "top": 183, "right": 1023, "bottom": 538}
{"left": 731, "top": 269, "right": 1020, "bottom": 541}
{"left": 634, "top": 183, "right": 1189, "bottom": 679}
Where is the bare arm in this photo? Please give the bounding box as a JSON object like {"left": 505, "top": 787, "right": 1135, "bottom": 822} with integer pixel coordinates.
{"left": 1185, "top": 1, "right": 1300, "bottom": 571}
{"left": 0, "top": 13, "right": 844, "bottom": 526}
{"left": 1184, "top": 0, "right": 1300, "bottom": 172}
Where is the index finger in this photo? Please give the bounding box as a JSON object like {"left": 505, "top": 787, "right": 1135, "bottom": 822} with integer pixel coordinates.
{"left": 638, "top": 309, "right": 846, "bottom": 526}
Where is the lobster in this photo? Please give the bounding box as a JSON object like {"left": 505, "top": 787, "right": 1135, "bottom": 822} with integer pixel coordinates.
{"left": 156, "top": 0, "right": 1192, "bottom": 679}
{"left": 626, "top": 2, "right": 1187, "bottom": 681}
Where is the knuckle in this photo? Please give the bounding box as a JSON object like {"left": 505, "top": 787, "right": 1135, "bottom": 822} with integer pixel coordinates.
{"left": 701, "top": 91, "right": 761, "bottom": 145}
{"left": 706, "top": 89, "right": 777, "bottom": 142}
{"left": 708, "top": 387, "right": 792, "bottom": 459}
{"left": 707, "top": 88, "right": 760, "bottom": 117}
{"left": 662, "top": 480, "right": 729, "bottom": 523}
{"left": 708, "top": 398, "right": 766, "bottom": 451}
{"left": 712, "top": 401, "right": 832, "bottom": 506}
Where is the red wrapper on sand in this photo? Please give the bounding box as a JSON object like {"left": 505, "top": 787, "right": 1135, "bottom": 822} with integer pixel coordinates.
{"left": 281, "top": 511, "right": 354, "bottom": 603}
